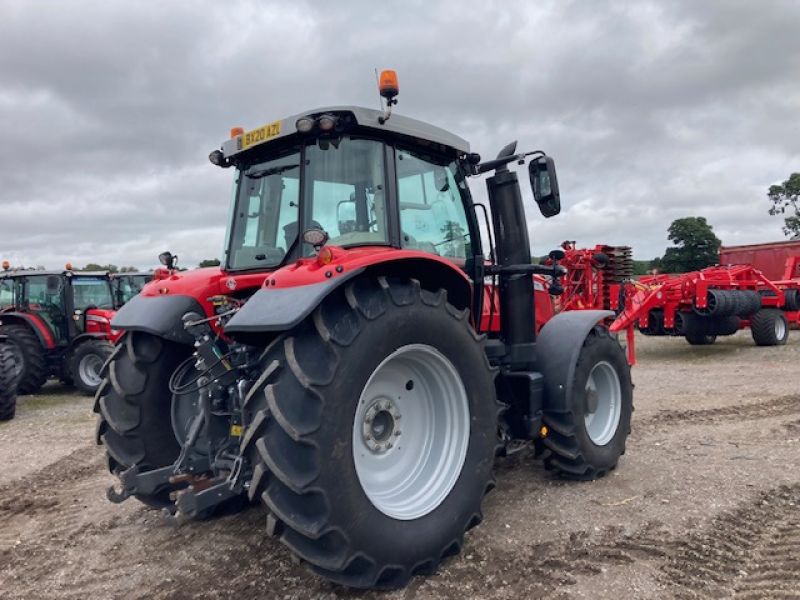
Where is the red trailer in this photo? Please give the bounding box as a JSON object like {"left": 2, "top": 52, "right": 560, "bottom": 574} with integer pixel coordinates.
{"left": 720, "top": 240, "right": 800, "bottom": 280}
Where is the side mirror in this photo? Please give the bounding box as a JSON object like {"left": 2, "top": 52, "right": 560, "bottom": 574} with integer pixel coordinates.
{"left": 158, "top": 251, "right": 177, "bottom": 270}
{"left": 46, "top": 276, "right": 62, "bottom": 295}
{"left": 529, "top": 156, "right": 561, "bottom": 218}
{"left": 336, "top": 200, "right": 357, "bottom": 235}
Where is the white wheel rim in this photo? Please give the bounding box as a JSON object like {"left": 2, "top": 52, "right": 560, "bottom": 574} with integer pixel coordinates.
{"left": 775, "top": 317, "right": 787, "bottom": 341}
{"left": 79, "top": 354, "right": 103, "bottom": 387}
{"left": 584, "top": 361, "right": 622, "bottom": 446}
{"left": 352, "top": 344, "right": 470, "bottom": 521}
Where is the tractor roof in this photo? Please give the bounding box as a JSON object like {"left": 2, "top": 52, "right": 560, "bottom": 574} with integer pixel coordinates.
{"left": 221, "top": 106, "right": 470, "bottom": 160}
{"left": 0, "top": 270, "right": 109, "bottom": 279}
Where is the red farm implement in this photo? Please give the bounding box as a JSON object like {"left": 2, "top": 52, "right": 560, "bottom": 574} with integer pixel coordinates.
{"left": 609, "top": 257, "right": 800, "bottom": 354}
{"left": 551, "top": 241, "right": 632, "bottom": 313}
{"left": 549, "top": 246, "right": 800, "bottom": 364}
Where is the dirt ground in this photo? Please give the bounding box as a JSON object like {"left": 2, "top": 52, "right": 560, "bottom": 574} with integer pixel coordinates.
{"left": 0, "top": 331, "right": 798, "bottom": 599}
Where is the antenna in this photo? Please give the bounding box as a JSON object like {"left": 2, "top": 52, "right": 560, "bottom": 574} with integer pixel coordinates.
{"left": 374, "top": 68, "right": 384, "bottom": 112}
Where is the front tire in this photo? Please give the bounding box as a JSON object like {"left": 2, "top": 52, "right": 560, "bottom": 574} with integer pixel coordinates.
{"left": 0, "top": 342, "right": 17, "bottom": 421}
{"left": 71, "top": 340, "right": 114, "bottom": 395}
{"left": 542, "top": 328, "right": 633, "bottom": 480}
{"left": 94, "top": 332, "right": 190, "bottom": 507}
{"left": 241, "top": 277, "right": 498, "bottom": 588}
{"left": 0, "top": 324, "right": 48, "bottom": 395}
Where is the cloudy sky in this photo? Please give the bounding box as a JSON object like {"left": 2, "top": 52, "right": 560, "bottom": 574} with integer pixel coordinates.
{"left": 1, "top": 0, "right": 798, "bottom": 270}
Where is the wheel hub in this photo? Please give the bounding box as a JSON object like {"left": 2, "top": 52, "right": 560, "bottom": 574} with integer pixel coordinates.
{"left": 361, "top": 399, "right": 401, "bottom": 453}
{"left": 79, "top": 354, "right": 104, "bottom": 387}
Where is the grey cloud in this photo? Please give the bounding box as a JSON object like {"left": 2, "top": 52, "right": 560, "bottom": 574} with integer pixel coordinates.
{"left": 0, "top": 0, "right": 798, "bottom": 270}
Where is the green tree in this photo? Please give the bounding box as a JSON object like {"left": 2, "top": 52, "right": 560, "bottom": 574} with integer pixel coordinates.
{"left": 198, "top": 258, "right": 221, "bottom": 268}
{"left": 767, "top": 172, "right": 800, "bottom": 238}
{"left": 660, "top": 217, "right": 721, "bottom": 273}
{"left": 82, "top": 263, "right": 119, "bottom": 273}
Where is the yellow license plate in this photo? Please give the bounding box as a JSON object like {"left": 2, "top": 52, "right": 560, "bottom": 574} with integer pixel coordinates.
{"left": 241, "top": 120, "right": 282, "bottom": 149}
{"left": 230, "top": 424, "right": 243, "bottom": 437}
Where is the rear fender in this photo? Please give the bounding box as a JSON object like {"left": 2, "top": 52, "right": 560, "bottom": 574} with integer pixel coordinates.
{"left": 225, "top": 257, "right": 472, "bottom": 340}
{"left": 111, "top": 294, "right": 205, "bottom": 345}
{"left": 535, "top": 310, "right": 615, "bottom": 412}
{"left": 0, "top": 312, "right": 55, "bottom": 349}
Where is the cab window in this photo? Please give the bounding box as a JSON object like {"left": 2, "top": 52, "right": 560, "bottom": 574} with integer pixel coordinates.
{"left": 0, "top": 279, "right": 14, "bottom": 309}
{"left": 397, "top": 150, "right": 471, "bottom": 260}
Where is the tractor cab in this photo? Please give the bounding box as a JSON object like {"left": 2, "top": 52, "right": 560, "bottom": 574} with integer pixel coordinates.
{"left": 216, "top": 107, "right": 482, "bottom": 278}
{"left": 110, "top": 272, "right": 153, "bottom": 308}
{"left": 0, "top": 267, "right": 118, "bottom": 395}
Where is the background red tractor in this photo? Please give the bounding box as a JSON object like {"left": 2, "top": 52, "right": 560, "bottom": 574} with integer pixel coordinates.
{"left": 0, "top": 267, "right": 122, "bottom": 395}
{"left": 97, "top": 75, "right": 633, "bottom": 589}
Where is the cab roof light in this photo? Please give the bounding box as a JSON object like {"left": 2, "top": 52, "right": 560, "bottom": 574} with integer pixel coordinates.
{"left": 378, "top": 69, "right": 399, "bottom": 124}
{"left": 230, "top": 127, "right": 244, "bottom": 138}
{"left": 317, "top": 114, "right": 337, "bottom": 132}
{"left": 296, "top": 117, "right": 315, "bottom": 133}
{"left": 379, "top": 69, "right": 399, "bottom": 100}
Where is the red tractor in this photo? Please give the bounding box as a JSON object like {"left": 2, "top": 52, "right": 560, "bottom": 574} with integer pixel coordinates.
{"left": 98, "top": 74, "right": 633, "bottom": 589}
{"left": 0, "top": 266, "right": 121, "bottom": 395}
{"left": 0, "top": 335, "right": 16, "bottom": 420}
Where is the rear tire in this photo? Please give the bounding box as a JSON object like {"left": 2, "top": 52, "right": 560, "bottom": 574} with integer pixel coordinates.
{"left": 94, "top": 331, "right": 190, "bottom": 507}
{"left": 0, "top": 324, "right": 48, "bottom": 395}
{"left": 241, "top": 277, "right": 498, "bottom": 588}
{"left": 71, "top": 340, "right": 114, "bottom": 395}
{"left": 0, "top": 342, "right": 17, "bottom": 421}
{"left": 750, "top": 309, "right": 789, "bottom": 346}
{"left": 542, "top": 328, "right": 633, "bottom": 480}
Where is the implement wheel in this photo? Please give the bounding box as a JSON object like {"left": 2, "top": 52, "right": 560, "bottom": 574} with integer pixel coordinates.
{"left": 750, "top": 309, "right": 789, "bottom": 346}
{"left": 94, "top": 332, "right": 190, "bottom": 507}
{"left": 542, "top": 328, "right": 633, "bottom": 480}
{"left": 0, "top": 324, "right": 48, "bottom": 395}
{"left": 0, "top": 342, "right": 17, "bottom": 421}
{"left": 241, "top": 277, "right": 498, "bottom": 589}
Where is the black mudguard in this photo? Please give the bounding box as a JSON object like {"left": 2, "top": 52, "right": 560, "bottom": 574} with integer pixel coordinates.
{"left": 536, "top": 310, "right": 615, "bottom": 411}
{"left": 224, "top": 269, "right": 363, "bottom": 335}
{"left": 111, "top": 294, "right": 205, "bottom": 345}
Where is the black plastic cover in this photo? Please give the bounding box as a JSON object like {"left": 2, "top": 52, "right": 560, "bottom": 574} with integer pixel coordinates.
{"left": 225, "top": 269, "right": 362, "bottom": 334}
{"left": 111, "top": 294, "right": 205, "bottom": 345}
{"left": 535, "top": 310, "right": 614, "bottom": 411}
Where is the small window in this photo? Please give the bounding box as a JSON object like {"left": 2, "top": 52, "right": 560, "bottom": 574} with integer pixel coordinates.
{"left": 0, "top": 279, "right": 14, "bottom": 308}
{"left": 397, "top": 150, "right": 471, "bottom": 260}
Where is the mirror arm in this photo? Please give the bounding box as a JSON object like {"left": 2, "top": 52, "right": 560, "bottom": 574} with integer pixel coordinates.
{"left": 473, "top": 150, "right": 545, "bottom": 175}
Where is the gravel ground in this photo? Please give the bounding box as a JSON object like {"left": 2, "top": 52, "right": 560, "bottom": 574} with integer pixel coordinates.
{"left": 0, "top": 331, "right": 798, "bottom": 599}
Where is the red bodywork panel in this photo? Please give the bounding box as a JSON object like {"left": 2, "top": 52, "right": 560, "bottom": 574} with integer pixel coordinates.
{"left": 141, "top": 266, "right": 271, "bottom": 325}
{"left": 258, "top": 246, "right": 471, "bottom": 289}
{"left": 85, "top": 308, "right": 123, "bottom": 343}
{"left": 480, "top": 275, "right": 554, "bottom": 334}
{"left": 720, "top": 241, "right": 800, "bottom": 280}
{"left": 139, "top": 248, "right": 560, "bottom": 340}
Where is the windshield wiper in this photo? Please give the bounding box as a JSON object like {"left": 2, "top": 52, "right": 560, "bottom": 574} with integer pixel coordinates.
{"left": 246, "top": 164, "right": 299, "bottom": 179}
